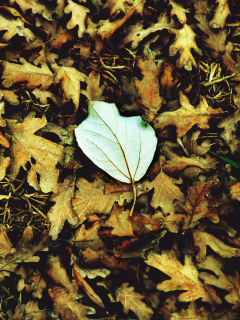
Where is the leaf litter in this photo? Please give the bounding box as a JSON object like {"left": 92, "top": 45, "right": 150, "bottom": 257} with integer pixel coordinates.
{"left": 1, "top": 0, "right": 240, "bottom": 319}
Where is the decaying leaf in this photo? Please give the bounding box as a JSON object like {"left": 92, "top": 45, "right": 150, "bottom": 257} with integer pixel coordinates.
{"left": 154, "top": 92, "right": 223, "bottom": 138}
{"left": 71, "top": 221, "right": 103, "bottom": 250}
{"left": 116, "top": 283, "right": 154, "bottom": 320}
{"left": 48, "top": 175, "right": 78, "bottom": 240}
{"left": 2, "top": 58, "right": 54, "bottom": 90}
{"left": 6, "top": 117, "right": 64, "bottom": 193}
{"left": 142, "top": 167, "right": 185, "bottom": 215}
{"left": 75, "top": 101, "right": 157, "bottom": 184}
{"left": 145, "top": 250, "right": 221, "bottom": 306}
{"left": 72, "top": 173, "right": 133, "bottom": 224}
{"left": 64, "top": 0, "right": 90, "bottom": 38}
{"left": 192, "top": 229, "right": 240, "bottom": 262}
{"left": 169, "top": 24, "right": 202, "bottom": 70}
{"left": 169, "top": 0, "right": 189, "bottom": 24}
{"left": 209, "top": 0, "right": 230, "bottom": 29}
{"left": 134, "top": 48, "right": 164, "bottom": 121}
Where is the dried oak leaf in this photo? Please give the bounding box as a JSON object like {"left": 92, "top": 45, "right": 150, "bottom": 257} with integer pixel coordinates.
{"left": 46, "top": 255, "right": 78, "bottom": 293}
{"left": 221, "top": 52, "right": 240, "bottom": 82}
{"left": 17, "top": 266, "right": 47, "bottom": 299}
{"left": 47, "top": 175, "right": 78, "bottom": 240}
{"left": 159, "top": 62, "right": 178, "bottom": 98}
{"left": 122, "top": 12, "right": 175, "bottom": 50}
{"left": 169, "top": 0, "right": 189, "bottom": 24}
{"left": 72, "top": 173, "right": 133, "bottom": 225}
{"left": 73, "top": 263, "right": 104, "bottom": 308}
{"left": 182, "top": 130, "right": 211, "bottom": 156}
{"left": 64, "top": 0, "right": 90, "bottom": 38}
{"left": 145, "top": 250, "right": 221, "bottom": 307}
{"left": 116, "top": 283, "right": 154, "bottom": 320}
{"left": 0, "top": 101, "right": 10, "bottom": 149}
{"left": 0, "top": 225, "right": 15, "bottom": 258}
{"left": 97, "top": 8, "right": 135, "bottom": 41}
{"left": 82, "top": 70, "right": 105, "bottom": 101}
{"left": 0, "top": 14, "right": 35, "bottom": 42}
{"left": 6, "top": 117, "right": 64, "bottom": 193}
{"left": 209, "top": 0, "right": 230, "bottom": 29}
{"left": 142, "top": 168, "right": 185, "bottom": 215}
{"left": 0, "top": 226, "right": 51, "bottom": 282}
{"left": 179, "top": 178, "right": 221, "bottom": 229}
{"left": 2, "top": 58, "right": 54, "bottom": 90}
{"left": 9, "top": 0, "right": 53, "bottom": 20}
{"left": 70, "top": 221, "right": 104, "bottom": 250}
{"left": 169, "top": 24, "right": 202, "bottom": 70}
{"left": 134, "top": 48, "right": 164, "bottom": 122}
{"left": 48, "top": 287, "right": 91, "bottom": 320}
{"left": 50, "top": 25, "right": 74, "bottom": 50}
{"left": 198, "top": 255, "right": 240, "bottom": 309}
{"left": 230, "top": 182, "right": 240, "bottom": 201}
{"left": 0, "top": 89, "right": 19, "bottom": 105}
{"left": 217, "top": 109, "right": 240, "bottom": 154}
{"left": 192, "top": 229, "right": 240, "bottom": 262}
{"left": 53, "top": 63, "right": 87, "bottom": 112}
{"left": 104, "top": 203, "right": 133, "bottom": 236}
{"left": 0, "top": 151, "right": 10, "bottom": 181}
{"left": 161, "top": 146, "right": 217, "bottom": 174}
{"left": 170, "top": 302, "right": 210, "bottom": 320}
{"left": 154, "top": 92, "right": 223, "bottom": 138}
{"left": 103, "top": 0, "right": 135, "bottom": 17}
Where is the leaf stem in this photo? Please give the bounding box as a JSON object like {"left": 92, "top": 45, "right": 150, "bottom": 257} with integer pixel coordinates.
{"left": 129, "top": 180, "right": 136, "bottom": 217}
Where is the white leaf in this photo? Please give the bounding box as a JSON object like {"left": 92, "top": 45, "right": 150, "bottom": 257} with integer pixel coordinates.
{"left": 75, "top": 101, "right": 157, "bottom": 183}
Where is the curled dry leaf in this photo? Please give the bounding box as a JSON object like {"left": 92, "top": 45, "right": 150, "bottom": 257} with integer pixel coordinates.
{"left": 116, "top": 283, "right": 154, "bottom": 320}
{"left": 46, "top": 255, "right": 78, "bottom": 293}
{"left": 145, "top": 250, "right": 221, "bottom": 307}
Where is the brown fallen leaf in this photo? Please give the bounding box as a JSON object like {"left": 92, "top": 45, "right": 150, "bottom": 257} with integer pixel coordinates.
{"left": 52, "top": 63, "right": 87, "bottom": 112}
{"left": 0, "top": 101, "right": 10, "bottom": 149}
{"left": 209, "top": 0, "right": 230, "bottom": 29}
{"left": 2, "top": 58, "right": 54, "bottom": 90}
{"left": 64, "top": 0, "right": 90, "bottom": 38}
{"left": 9, "top": 0, "right": 53, "bottom": 20}
{"left": 217, "top": 109, "right": 240, "bottom": 154}
{"left": 82, "top": 70, "right": 105, "bottom": 101}
{"left": 230, "top": 182, "right": 240, "bottom": 201}
{"left": 134, "top": 48, "right": 164, "bottom": 122}
{"left": 159, "top": 62, "right": 178, "bottom": 98}
{"left": 0, "top": 89, "right": 19, "bottom": 105}
{"left": 0, "top": 226, "right": 51, "bottom": 282}
{"left": 104, "top": 203, "right": 133, "bottom": 236}
{"left": 198, "top": 255, "right": 240, "bottom": 309}
{"left": 169, "top": 24, "right": 202, "bottom": 70}
{"left": 116, "top": 283, "right": 154, "bottom": 320}
{"left": 48, "top": 286, "right": 91, "bottom": 320}
{"left": 0, "top": 13, "right": 35, "bottom": 42}
{"left": 47, "top": 175, "right": 78, "bottom": 240}
{"left": 192, "top": 229, "right": 240, "bottom": 262}
{"left": 145, "top": 250, "right": 221, "bottom": 307}
{"left": 154, "top": 92, "right": 223, "bottom": 138}
{"left": 180, "top": 177, "right": 221, "bottom": 229}
{"left": 17, "top": 266, "right": 47, "bottom": 299}
{"left": 142, "top": 167, "right": 185, "bottom": 215}
{"left": 169, "top": 0, "right": 189, "bottom": 24}
{"left": 71, "top": 221, "right": 103, "bottom": 250}
{"left": 161, "top": 146, "right": 217, "bottom": 174}
{"left": 6, "top": 117, "right": 64, "bottom": 193}
{"left": 73, "top": 263, "right": 104, "bottom": 308}
{"left": 170, "top": 302, "right": 210, "bottom": 320}
{"left": 72, "top": 173, "right": 133, "bottom": 224}
{"left": 0, "top": 225, "right": 15, "bottom": 258}
{"left": 46, "top": 255, "right": 78, "bottom": 293}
